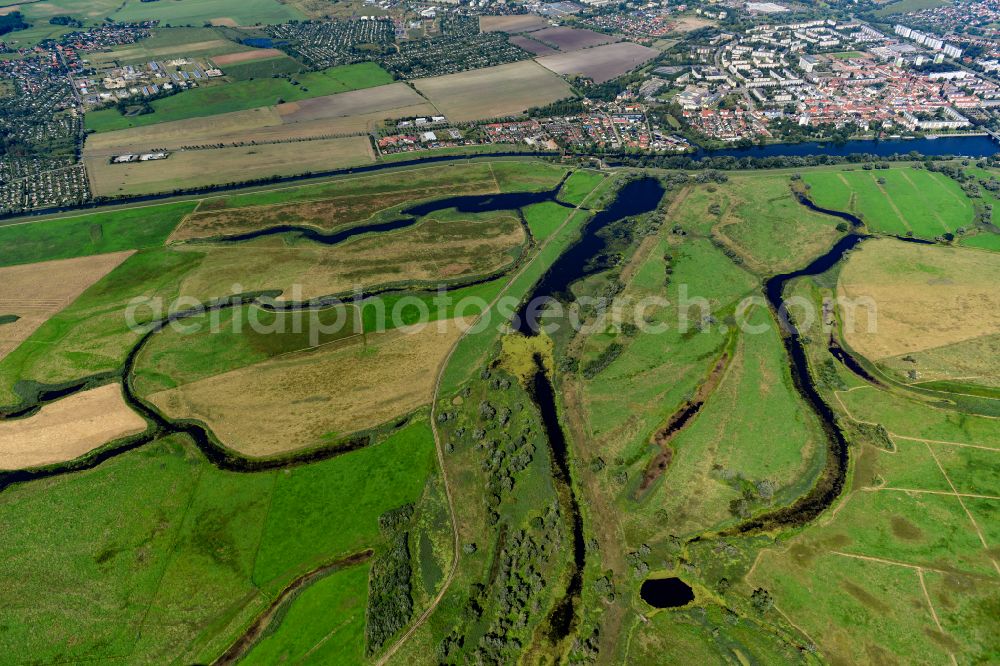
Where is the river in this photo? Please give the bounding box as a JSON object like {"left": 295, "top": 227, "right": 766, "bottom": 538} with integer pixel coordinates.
{"left": 697, "top": 134, "right": 999, "bottom": 159}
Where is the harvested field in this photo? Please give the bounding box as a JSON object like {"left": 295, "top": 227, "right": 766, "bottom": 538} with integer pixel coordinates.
{"left": 479, "top": 14, "right": 549, "bottom": 33}
{"left": 275, "top": 82, "right": 427, "bottom": 123}
{"left": 149, "top": 319, "right": 469, "bottom": 456}
{"left": 209, "top": 17, "right": 238, "bottom": 26}
{"left": 0, "top": 384, "right": 146, "bottom": 470}
{"left": 84, "top": 82, "right": 432, "bottom": 156}
{"left": 838, "top": 238, "right": 1000, "bottom": 361}
{"left": 212, "top": 48, "right": 285, "bottom": 65}
{"left": 413, "top": 61, "right": 574, "bottom": 122}
{"left": 86, "top": 137, "right": 374, "bottom": 197}
{"left": 509, "top": 35, "right": 558, "bottom": 56}
{"left": 529, "top": 26, "right": 617, "bottom": 51}
{"left": 171, "top": 176, "right": 499, "bottom": 241}
{"left": 536, "top": 41, "right": 659, "bottom": 83}
{"left": 0, "top": 252, "right": 134, "bottom": 362}
{"left": 174, "top": 211, "right": 526, "bottom": 301}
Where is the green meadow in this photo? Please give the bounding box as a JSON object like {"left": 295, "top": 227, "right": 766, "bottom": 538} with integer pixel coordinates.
{"left": 0, "top": 202, "right": 194, "bottom": 268}
{"left": 0, "top": 423, "right": 434, "bottom": 663}
{"left": 85, "top": 63, "right": 393, "bottom": 132}
{"left": 241, "top": 562, "right": 370, "bottom": 665}
{"left": 802, "top": 167, "right": 974, "bottom": 238}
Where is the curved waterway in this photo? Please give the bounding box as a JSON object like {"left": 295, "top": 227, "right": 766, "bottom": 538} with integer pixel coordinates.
{"left": 209, "top": 186, "right": 575, "bottom": 245}
{"left": 517, "top": 177, "right": 667, "bottom": 642}
{"left": 731, "top": 194, "right": 869, "bottom": 533}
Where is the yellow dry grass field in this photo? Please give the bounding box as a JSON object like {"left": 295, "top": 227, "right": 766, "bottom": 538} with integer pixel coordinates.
{"left": 86, "top": 136, "right": 374, "bottom": 197}
{"left": 838, "top": 238, "right": 1000, "bottom": 360}
{"left": 173, "top": 212, "right": 525, "bottom": 301}
{"left": 83, "top": 83, "right": 434, "bottom": 156}
{"left": 479, "top": 14, "right": 549, "bottom": 33}
{"left": 0, "top": 384, "right": 146, "bottom": 470}
{"left": 0, "top": 251, "right": 134, "bottom": 362}
{"left": 170, "top": 178, "right": 499, "bottom": 241}
{"left": 209, "top": 17, "right": 239, "bottom": 27}
{"left": 149, "top": 318, "right": 469, "bottom": 456}
{"left": 412, "top": 61, "right": 574, "bottom": 123}
{"left": 211, "top": 48, "right": 284, "bottom": 65}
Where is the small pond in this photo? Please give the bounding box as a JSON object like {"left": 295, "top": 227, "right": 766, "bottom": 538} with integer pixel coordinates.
{"left": 639, "top": 577, "right": 695, "bottom": 608}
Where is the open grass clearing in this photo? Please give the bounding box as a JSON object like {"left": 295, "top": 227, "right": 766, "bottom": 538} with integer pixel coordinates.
{"left": 0, "top": 383, "right": 145, "bottom": 469}
{"left": 84, "top": 62, "right": 394, "bottom": 133}
{"left": 148, "top": 319, "right": 468, "bottom": 456}
{"left": 0, "top": 251, "right": 134, "bottom": 362}
{"left": 536, "top": 41, "right": 658, "bottom": 83}
{"left": 412, "top": 60, "right": 574, "bottom": 123}
{"left": 86, "top": 136, "right": 374, "bottom": 197}
{"left": 837, "top": 238, "right": 1000, "bottom": 365}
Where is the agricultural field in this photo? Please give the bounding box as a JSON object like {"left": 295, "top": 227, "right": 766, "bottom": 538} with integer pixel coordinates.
{"left": 529, "top": 26, "right": 618, "bottom": 52}
{"left": 478, "top": 14, "right": 550, "bottom": 33}
{"left": 84, "top": 27, "right": 252, "bottom": 67}
{"left": 802, "top": 166, "right": 975, "bottom": 238}
{"left": 110, "top": 0, "right": 303, "bottom": 26}
{"left": 412, "top": 60, "right": 575, "bottom": 122}
{"left": 536, "top": 42, "right": 660, "bottom": 83}
{"left": 84, "top": 62, "right": 393, "bottom": 132}
{"left": 86, "top": 136, "right": 374, "bottom": 197}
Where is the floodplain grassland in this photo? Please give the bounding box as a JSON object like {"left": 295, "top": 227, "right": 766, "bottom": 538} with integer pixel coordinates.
{"left": 751, "top": 381, "right": 1000, "bottom": 664}
{"left": 168, "top": 159, "right": 563, "bottom": 242}
{"left": 0, "top": 383, "right": 145, "bottom": 470}
{"left": 0, "top": 423, "right": 434, "bottom": 663}
{"left": 148, "top": 318, "right": 467, "bottom": 456}
{"left": 412, "top": 60, "right": 575, "bottom": 123}
{"left": 0, "top": 249, "right": 202, "bottom": 404}
{"left": 837, "top": 238, "right": 1000, "bottom": 387}
{"left": 0, "top": 159, "right": 565, "bottom": 403}
{"left": 0, "top": 251, "right": 134, "bottom": 363}
{"left": 802, "top": 166, "right": 974, "bottom": 237}
{"left": 0, "top": 202, "right": 194, "bottom": 267}
{"left": 173, "top": 208, "right": 526, "bottom": 301}
{"left": 557, "top": 169, "right": 605, "bottom": 206}
{"left": 86, "top": 136, "right": 375, "bottom": 197}
{"left": 716, "top": 173, "right": 843, "bottom": 273}
{"left": 240, "top": 561, "right": 370, "bottom": 665}
{"left": 85, "top": 63, "right": 393, "bottom": 132}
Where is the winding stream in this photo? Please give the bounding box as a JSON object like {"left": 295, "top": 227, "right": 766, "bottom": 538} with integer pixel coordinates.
{"left": 0, "top": 184, "right": 584, "bottom": 492}
{"left": 517, "top": 177, "right": 667, "bottom": 642}
{"left": 729, "top": 194, "right": 868, "bottom": 533}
